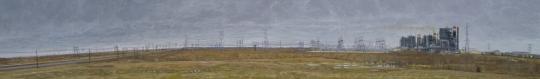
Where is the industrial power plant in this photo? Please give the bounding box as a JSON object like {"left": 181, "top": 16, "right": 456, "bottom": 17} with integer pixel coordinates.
{"left": 400, "top": 26, "right": 460, "bottom": 53}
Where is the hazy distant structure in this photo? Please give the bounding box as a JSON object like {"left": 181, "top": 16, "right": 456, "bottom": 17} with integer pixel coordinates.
{"left": 487, "top": 43, "right": 491, "bottom": 51}
{"left": 400, "top": 36, "right": 417, "bottom": 48}
{"left": 237, "top": 39, "right": 244, "bottom": 48}
{"left": 298, "top": 41, "right": 305, "bottom": 48}
{"left": 154, "top": 44, "right": 159, "bottom": 50}
{"left": 375, "top": 39, "right": 386, "bottom": 51}
{"left": 240, "top": 38, "right": 244, "bottom": 47}
{"left": 337, "top": 37, "right": 344, "bottom": 51}
{"left": 439, "top": 26, "right": 460, "bottom": 52}
{"left": 420, "top": 33, "right": 438, "bottom": 49}
{"left": 310, "top": 40, "right": 317, "bottom": 49}
{"left": 310, "top": 40, "right": 321, "bottom": 50}
{"left": 323, "top": 40, "right": 329, "bottom": 51}
{"left": 114, "top": 45, "right": 119, "bottom": 51}
{"left": 252, "top": 42, "right": 259, "bottom": 50}
{"left": 354, "top": 37, "right": 366, "bottom": 51}
{"left": 73, "top": 46, "right": 79, "bottom": 56}
{"left": 400, "top": 26, "right": 460, "bottom": 52}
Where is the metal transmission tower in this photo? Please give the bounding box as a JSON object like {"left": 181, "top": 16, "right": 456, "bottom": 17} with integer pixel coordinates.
{"left": 298, "top": 41, "right": 305, "bottom": 48}
{"left": 219, "top": 30, "right": 225, "bottom": 48}
{"left": 114, "top": 45, "right": 119, "bottom": 58}
{"left": 310, "top": 40, "right": 316, "bottom": 49}
{"left": 237, "top": 40, "right": 244, "bottom": 48}
{"left": 336, "top": 20, "right": 345, "bottom": 51}
{"left": 184, "top": 35, "right": 189, "bottom": 48}
{"left": 354, "top": 37, "right": 366, "bottom": 51}
{"left": 465, "top": 24, "right": 470, "bottom": 53}
{"left": 337, "top": 37, "right": 344, "bottom": 51}
{"left": 528, "top": 44, "right": 533, "bottom": 53}
{"left": 237, "top": 36, "right": 244, "bottom": 48}
{"left": 265, "top": 1, "right": 277, "bottom": 48}
{"left": 263, "top": 28, "right": 269, "bottom": 48}
{"left": 279, "top": 40, "right": 283, "bottom": 48}
{"left": 73, "top": 46, "right": 79, "bottom": 57}
{"left": 310, "top": 40, "right": 321, "bottom": 50}
{"left": 240, "top": 37, "right": 244, "bottom": 47}
{"left": 375, "top": 39, "right": 386, "bottom": 51}
{"left": 196, "top": 39, "right": 201, "bottom": 48}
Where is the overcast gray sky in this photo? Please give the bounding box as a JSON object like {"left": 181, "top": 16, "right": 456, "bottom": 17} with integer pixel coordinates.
{"left": 1, "top": 0, "right": 539, "bottom": 55}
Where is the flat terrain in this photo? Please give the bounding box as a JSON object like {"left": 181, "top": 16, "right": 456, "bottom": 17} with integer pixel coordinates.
{"left": 1, "top": 48, "right": 539, "bottom": 79}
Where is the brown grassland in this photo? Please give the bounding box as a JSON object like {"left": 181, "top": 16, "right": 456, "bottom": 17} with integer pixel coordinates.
{"left": 1, "top": 48, "right": 540, "bottom": 79}
{"left": 0, "top": 51, "right": 129, "bottom": 66}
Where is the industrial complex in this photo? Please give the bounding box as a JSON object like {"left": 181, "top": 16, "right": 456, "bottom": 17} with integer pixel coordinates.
{"left": 400, "top": 26, "right": 460, "bottom": 53}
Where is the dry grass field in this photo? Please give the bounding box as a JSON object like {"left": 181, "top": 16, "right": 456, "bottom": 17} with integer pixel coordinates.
{"left": 1, "top": 48, "right": 539, "bottom": 79}
{"left": 0, "top": 51, "right": 133, "bottom": 66}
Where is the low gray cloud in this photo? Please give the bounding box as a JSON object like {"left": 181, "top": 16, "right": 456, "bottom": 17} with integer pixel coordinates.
{"left": 0, "top": 0, "right": 539, "bottom": 55}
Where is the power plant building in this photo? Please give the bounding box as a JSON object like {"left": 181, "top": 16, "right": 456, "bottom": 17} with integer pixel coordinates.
{"left": 400, "top": 26, "right": 460, "bottom": 52}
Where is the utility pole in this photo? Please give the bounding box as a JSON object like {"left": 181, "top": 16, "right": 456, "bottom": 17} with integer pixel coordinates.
{"left": 115, "top": 45, "right": 120, "bottom": 59}
{"left": 253, "top": 42, "right": 258, "bottom": 51}
{"left": 35, "top": 49, "right": 39, "bottom": 68}
{"left": 73, "top": 46, "right": 79, "bottom": 57}
{"left": 465, "top": 24, "right": 470, "bottom": 53}
{"left": 219, "top": 30, "right": 225, "bottom": 49}
{"left": 88, "top": 49, "right": 91, "bottom": 63}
